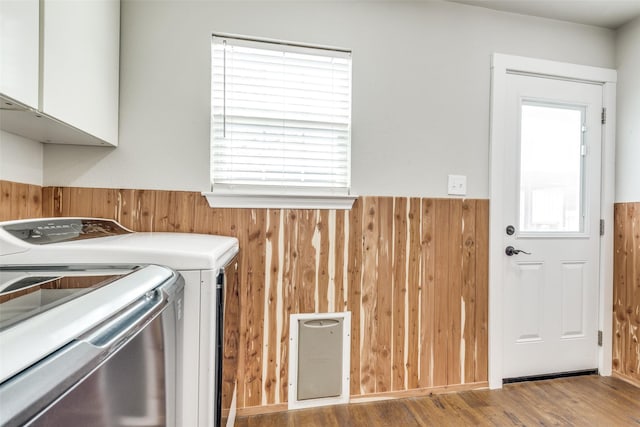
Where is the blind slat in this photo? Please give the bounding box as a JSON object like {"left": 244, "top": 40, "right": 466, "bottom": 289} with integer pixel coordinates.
{"left": 213, "top": 115, "right": 350, "bottom": 131}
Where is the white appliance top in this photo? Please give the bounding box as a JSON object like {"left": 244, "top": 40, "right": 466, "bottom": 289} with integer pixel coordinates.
{"left": 0, "top": 218, "right": 239, "bottom": 271}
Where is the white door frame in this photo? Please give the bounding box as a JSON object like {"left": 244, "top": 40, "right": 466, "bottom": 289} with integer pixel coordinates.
{"left": 488, "top": 53, "right": 617, "bottom": 389}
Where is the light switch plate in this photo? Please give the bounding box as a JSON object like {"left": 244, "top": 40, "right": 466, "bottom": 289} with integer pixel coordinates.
{"left": 448, "top": 174, "right": 467, "bottom": 196}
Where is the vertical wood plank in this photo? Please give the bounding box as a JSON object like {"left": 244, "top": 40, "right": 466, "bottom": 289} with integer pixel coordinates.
{"left": 52, "top": 186, "right": 64, "bottom": 217}
{"left": 625, "top": 204, "right": 639, "bottom": 378}
{"left": 433, "top": 199, "right": 450, "bottom": 386}
{"left": 292, "top": 210, "right": 304, "bottom": 316}
{"left": 279, "top": 209, "right": 297, "bottom": 402}
{"left": 210, "top": 207, "right": 232, "bottom": 236}
{"left": 406, "top": 197, "right": 421, "bottom": 390}
{"left": 347, "top": 198, "right": 363, "bottom": 396}
{"left": 90, "top": 188, "right": 118, "bottom": 220}
{"left": 613, "top": 203, "right": 626, "bottom": 375}
{"left": 376, "top": 197, "right": 393, "bottom": 393}
{"left": 392, "top": 197, "right": 407, "bottom": 391}
{"left": 0, "top": 181, "right": 12, "bottom": 220}
{"left": 244, "top": 209, "right": 266, "bottom": 407}
{"left": 333, "top": 210, "right": 346, "bottom": 313}
{"left": 151, "top": 190, "right": 170, "bottom": 231}
{"left": 27, "top": 183, "right": 42, "bottom": 218}
{"left": 447, "top": 200, "right": 462, "bottom": 386}
{"left": 193, "top": 195, "right": 215, "bottom": 234}
{"left": 41, "top": 187, "right": 56, "bottom": 218}
{"left": 117, "top": 189, "right": 136, "bottom": 229}
{"left": 234, "top": 208, "right": 248, "bottom": 407}
{"left": 131, "top": 190, "right": 157, "bottom": 231}
{"left": 50, "top": 186, "right": 64, "bottom": 216}
{"left": 419, "top": 198, "right": 436, "bottom": 388}
{"left": 318, "top": 210, "right": 330, "bottom": 313}
{"left": 58, "top": 186, "right": 72, "bottom": 217}
{"left": 232, "top": 209, "right": 247, "bottom": 409}
{"left": 361, "top": 197, "right": 379, "bottom": 394}
{"left": 633, "top": 203, "right": 640, "bottom": 381}
{"left": 461, "top": 200, "right": 477, "bottom": 384}
{"left": 475, "top": 200, "right": 489, "bottom": 382}
{"left": 222, "top": 258, "right": 240, "bottom": 414}
{"left": 296, "top": 210, "right": 318, "bottom": 314}
{"left": 622, "top": 203, "right": 633, "bottom": 377}
{"left": 172, "top": 191, "right": 196, "bottom": 233}
{"left": 11, "top": 181, "right": 30, "bottom": 219}
{"left": 264, "top": 209, "right": 280, "bottom": 405}
{"left": 65, "top": 187, "right": 93, "bottom": 217}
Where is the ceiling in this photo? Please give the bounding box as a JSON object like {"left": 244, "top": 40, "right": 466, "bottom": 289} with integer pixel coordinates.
{"left": 446, "top": 0, "right": 640, "bottom": 29}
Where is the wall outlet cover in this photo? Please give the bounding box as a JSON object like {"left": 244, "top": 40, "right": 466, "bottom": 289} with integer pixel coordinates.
{"left": 448, "top": 174, "right": 467, "bottom": 196}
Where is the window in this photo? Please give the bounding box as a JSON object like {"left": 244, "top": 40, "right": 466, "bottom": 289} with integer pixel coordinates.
{"left": 518, "top": 102, "right": 585, "bottom": 233}
{"left": 207, "top": 35, "right": 355, "bottom": 209}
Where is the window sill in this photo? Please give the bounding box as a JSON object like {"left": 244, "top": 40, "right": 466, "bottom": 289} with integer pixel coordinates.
{"left": 202, "top": 191, "right": 357, "bottom": 210}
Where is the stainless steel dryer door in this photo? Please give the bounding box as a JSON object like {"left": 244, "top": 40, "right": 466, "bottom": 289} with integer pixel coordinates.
{"left": 0, "top": 265, "right": 184, "bottom": 427}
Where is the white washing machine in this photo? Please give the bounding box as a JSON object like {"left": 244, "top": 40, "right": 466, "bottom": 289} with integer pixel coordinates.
{"left": 0, "top": 217, "right": 239, "bottom": 427}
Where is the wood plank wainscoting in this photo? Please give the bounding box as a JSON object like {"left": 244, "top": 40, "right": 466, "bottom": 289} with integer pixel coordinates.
{"left": 2, "top": 180, "right": 639, "bottom": 411}
{"left": 38, "top": 185, "right": 490, "bottom": 413}
{"left": 613, "top": 202, "right": 640, "bottom": 386}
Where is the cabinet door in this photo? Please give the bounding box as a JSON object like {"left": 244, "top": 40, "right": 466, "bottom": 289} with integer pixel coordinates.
{"left": 41, "top": 0, "right": 119, "bottom": 145}
{"left": 0, "top": 0, "right": 39, "bottom": 108}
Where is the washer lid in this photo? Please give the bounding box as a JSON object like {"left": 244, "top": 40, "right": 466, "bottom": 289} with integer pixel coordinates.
{"left": 0, "top": 218, "right": 239, "bottom": 270}
{"left": 0, "top": 264, "right": 176, "bottom": 383}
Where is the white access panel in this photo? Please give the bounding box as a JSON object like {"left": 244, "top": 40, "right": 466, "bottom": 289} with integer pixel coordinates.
{"left": 288, "top": 312, "right": 351, "bottom": 410}
{"left": 297, "top": 318, "right": 343, "bottom": 400}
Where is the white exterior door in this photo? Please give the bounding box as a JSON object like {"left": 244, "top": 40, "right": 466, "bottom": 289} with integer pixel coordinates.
{"left": 500, "top": 73, "right": 603, "bottom": 379}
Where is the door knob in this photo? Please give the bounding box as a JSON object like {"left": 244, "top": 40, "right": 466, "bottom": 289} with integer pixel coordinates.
{"left": 505, "top": 246, "right": 531, "bottom": 256}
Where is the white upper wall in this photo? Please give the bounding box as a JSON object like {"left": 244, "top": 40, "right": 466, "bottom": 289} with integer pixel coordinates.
{"left": 42, "top": 0, "right": 616, "bottom": 198}
{"left": 615, "top": 15, "right": 640, "bottom": 203}
{"left": 0, "top": 130, "right": 43, "bottom": 185}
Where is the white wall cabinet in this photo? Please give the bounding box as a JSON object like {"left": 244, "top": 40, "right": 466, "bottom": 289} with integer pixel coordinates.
{"left": 41, "top": 0, "right": 120, "bottom": 144}
{"left": 0, "top": 0, "right": 120, "bottom": 146}
{"left": 0, "top": 0, "right": 39, "bottom": 109}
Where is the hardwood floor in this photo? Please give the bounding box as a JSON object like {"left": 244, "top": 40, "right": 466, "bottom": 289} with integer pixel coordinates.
{"left": 235, "top": 376, "right": 640, "bottom": 426}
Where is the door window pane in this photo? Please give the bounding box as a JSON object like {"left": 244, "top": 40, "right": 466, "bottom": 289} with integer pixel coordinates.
{"left": 519, "top": 103, "right": 584, "bottom": 233}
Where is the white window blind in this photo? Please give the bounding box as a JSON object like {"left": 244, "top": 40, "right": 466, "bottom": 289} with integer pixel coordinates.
{"left": 211, "top": 35, "right": 352, "bottom": 194}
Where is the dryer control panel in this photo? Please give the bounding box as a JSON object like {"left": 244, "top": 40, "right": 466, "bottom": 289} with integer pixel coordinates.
{"left": 1, "top": 218, "right": 131, "bottom": 245}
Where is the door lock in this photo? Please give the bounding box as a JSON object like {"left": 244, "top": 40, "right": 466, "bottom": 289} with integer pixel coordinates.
{"left": 505, "top": 246, "right": 531, "bottom": 256}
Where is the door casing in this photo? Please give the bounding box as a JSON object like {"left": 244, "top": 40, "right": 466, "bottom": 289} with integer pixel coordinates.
{"left": 488, "top": 53, "right": 617, "bottom": 389}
